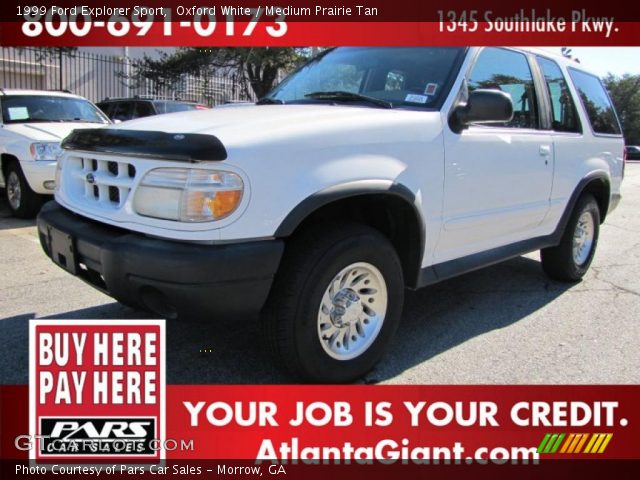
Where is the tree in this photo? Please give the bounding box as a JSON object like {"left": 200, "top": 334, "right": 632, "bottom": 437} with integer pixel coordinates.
{"left": 126, "top": 47, "right": 309, "bottom": 102}
{"left": 560, "top": 47, "right": 580, "bottom": 63}
{"left": 604, "top": 74, "right": 640, "bottom": 145}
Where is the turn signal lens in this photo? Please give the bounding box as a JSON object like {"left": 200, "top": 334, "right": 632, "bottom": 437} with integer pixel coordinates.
{"left": 212, "top": 190, "right": 242, "bottom": 218}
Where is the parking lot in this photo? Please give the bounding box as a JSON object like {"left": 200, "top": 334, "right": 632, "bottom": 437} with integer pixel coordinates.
{"left": 1, "top": 164, "right": 639, "bottom": 385}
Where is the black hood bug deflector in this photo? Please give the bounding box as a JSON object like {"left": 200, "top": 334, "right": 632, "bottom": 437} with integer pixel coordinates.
{"left": 61, "top": 129, "right": 227, "bottom": 162}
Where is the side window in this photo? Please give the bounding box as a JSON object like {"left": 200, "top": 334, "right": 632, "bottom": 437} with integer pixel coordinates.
{"left": 468, "top": 48, "right": 539, "bottom": 129}
{"left": 536, "top": 57, "right": 581, "bottom": 133}
{"left": 112, "top": 102, "right": 134, "bottom": 121}
{"left": 134, "top": 101, "right": 155, "bottom": 118}
{"left": 154, "top": 101, "right": 167, "bottom": 114}
{"left": 97, "top": 103, "right": 111, "bottom": 118}
{"left": 568, "top": 68, "right": 621, "bottom": 135}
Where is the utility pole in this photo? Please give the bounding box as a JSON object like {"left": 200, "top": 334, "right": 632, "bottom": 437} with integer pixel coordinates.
{"left": 124, "top": 46, "right": 132, "bottom": 97}
{"left": 58, "top": 48, "right": 63, "bottom": 90}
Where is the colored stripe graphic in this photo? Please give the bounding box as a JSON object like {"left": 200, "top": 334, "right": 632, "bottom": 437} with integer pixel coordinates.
{"left": 583, "top": 434, "right": 598, "bottom": 453}
{"left": 574, "top": 433, "right": 589, "bottom": 453}
{"left": 537, "top": 433, "right": 551, "bottom": 453}
{"left": 549, "top": 433, "right": 565, "bottom": 453}
{"left": 539, "top": 433, "right": 613, "bottom": 454}
{"left": 544, "top": 434, "right": 559, "bottom": 453}
{"left": 597, "top": 434, "right": 613, "bottom": 453}
{"left": 559, "top": 433, "right": 575, "bottom": 453}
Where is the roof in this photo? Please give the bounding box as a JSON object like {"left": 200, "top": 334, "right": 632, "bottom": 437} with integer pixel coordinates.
{"left": 0, "top": 88, "right": 84, "bottom": 99}
{"left": 98, "top": 97, "right": 202, "bottom": 104}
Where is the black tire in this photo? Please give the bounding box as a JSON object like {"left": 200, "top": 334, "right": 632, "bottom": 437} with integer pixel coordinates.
{"left": 4, "top": 160, "right": 45, "bottom": 218}
{"left": 541, "top": 194, "right": 600, "bottom": 282}
{"left": 262, "top": 223, "right": 404, "bottom": 383}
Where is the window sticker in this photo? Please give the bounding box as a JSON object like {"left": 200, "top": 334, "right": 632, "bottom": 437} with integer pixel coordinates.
{"left": 425, "top": 83, "right": 438, "bottom": 95}
{"left": 405, "top": 94, "right": 428, "bottom": 104}
{"left": 7, "top": 107, "right": 29, "bottom": 120}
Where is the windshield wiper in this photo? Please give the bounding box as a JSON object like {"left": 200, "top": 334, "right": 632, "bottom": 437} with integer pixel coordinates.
{"left": 60, "top": 118, "right": 104, "bottom": 123}
{"left": 304, "top": 91, "right": 393, "bottom": 109}
{"left": 256, "top": 97, "right": 285, "bottom": 105}
{"left": 20, "top": 118, "right": 63, "bottom": 123}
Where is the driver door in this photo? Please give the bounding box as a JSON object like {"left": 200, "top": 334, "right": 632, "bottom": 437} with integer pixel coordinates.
{"left": 436, "top": 47, "right": 554, "bottom": 263}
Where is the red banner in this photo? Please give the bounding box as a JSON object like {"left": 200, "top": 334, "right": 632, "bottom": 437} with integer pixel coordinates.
{"left": 2, "top": 21, "right": 640, "bottom": 46}
{"left": 1, "top": 0, "right": 640, "bottom": 46}
{"left": 3, "top": 385, "right": 640, "bottom": 462}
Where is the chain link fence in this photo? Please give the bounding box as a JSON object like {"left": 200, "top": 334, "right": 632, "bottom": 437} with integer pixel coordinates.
{"left": 0, "top": 47, "right": 255, "bottom": 105}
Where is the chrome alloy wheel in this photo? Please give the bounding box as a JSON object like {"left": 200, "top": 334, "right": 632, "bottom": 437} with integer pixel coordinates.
{"left": 317, "top": 262, "right": 388, "bottom": 361}
{"left": 6, "top": 171, "right": 21, "bottom": 211}
{"left": 573, "top": 211, "right": 595, "bottom": 266}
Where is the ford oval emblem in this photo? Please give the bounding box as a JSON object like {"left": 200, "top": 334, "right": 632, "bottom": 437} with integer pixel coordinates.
{"left": 86, "top": 173, "right": 95, "bottom": 184}
{"left": 174, "top": 134, "right": 185, "bottom": 140}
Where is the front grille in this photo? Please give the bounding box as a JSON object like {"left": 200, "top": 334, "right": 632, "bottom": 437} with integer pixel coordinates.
{"left": 65, "top": 156, "right": 137, "bottom": 209}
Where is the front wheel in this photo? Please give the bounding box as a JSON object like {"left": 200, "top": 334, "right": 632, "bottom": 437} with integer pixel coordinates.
{"left": 541, "top": 194, "right": 600, "bottom": 281}
{"left": 262, "top": 223, "right": 404, "bottom": 383}
{"left": 4, "top": 161, "right": 45, "bottom": 218}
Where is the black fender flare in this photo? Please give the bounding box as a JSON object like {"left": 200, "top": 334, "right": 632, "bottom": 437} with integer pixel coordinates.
{"left": 274, "top": 180, "right": 426, "bottom": 286}
{"left": 550, "top": 171, "right": 611, "bottom": 244}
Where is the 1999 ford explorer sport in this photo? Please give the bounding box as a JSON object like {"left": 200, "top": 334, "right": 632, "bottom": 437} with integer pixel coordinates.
{"left": 38, "top": 47, "right": 625, "bottom": 382}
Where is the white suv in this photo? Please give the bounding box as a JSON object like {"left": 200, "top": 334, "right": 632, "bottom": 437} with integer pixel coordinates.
{"left": 38, "top": 47, "right": 624, "bottom": 382}
{"left": 0, "top": 89, "right": 109, "bottom": 217}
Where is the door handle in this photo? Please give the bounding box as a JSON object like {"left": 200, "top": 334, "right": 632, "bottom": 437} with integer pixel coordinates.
{"left": 539, "top": 145, "right": 552, "bottom": 156}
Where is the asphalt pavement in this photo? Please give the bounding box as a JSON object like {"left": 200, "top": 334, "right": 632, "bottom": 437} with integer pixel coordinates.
{"left": 1, "top": 164, "right": 639, "bottom": 384}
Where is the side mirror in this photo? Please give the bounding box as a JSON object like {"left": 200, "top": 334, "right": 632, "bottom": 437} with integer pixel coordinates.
{"left": 449, "top": 89, "right": 514, "bottom": 133}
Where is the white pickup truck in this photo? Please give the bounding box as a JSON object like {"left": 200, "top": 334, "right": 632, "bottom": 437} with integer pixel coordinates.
{"left": 0, "top": 89, "right": 110, "bottom": 217}
{"left": 38, "top": 47, "right": 624, "bottom": 382}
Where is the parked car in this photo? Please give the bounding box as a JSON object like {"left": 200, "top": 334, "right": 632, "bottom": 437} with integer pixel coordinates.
{"left": 625, "top": 145, "right": 640, "bottom": 160}
{"left": 0, "top": 89, "right": 109, "bottom": 217}
{"left": 97, "top": 98, "right": 209, "bottom": 122}
{"left": 39, "top": 47, "right": 624, "bottom": 382}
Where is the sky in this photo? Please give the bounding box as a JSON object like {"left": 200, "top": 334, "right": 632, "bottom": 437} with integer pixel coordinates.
{"left": 540, "top": 47, "right": 640, "bottom": 77}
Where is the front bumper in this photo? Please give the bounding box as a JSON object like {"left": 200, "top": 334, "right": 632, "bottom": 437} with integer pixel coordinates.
{"left": 20, "top": 160, "right": 56, "bottom": 194}
{"left": 37, "top": 202, "right": 284, "bottom": 320}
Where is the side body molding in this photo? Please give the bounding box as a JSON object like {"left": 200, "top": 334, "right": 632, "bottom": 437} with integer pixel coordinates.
{"left": 418, "top": 171, "right": 612, "bottom": 287}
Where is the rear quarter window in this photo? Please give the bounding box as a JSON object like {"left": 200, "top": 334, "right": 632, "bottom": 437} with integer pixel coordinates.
{"left": 536, "top": 56, "right": 581, "bottom": 133}
{"left": 568, "top": 68, "right": 621, "bottom": 135}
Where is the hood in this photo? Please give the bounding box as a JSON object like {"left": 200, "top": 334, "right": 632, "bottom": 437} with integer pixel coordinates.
{"left": 111, "top": 105, "right": 440, "bottom": 150}
{"left": 4, "top": 122, "right": 107, "bottom": 142}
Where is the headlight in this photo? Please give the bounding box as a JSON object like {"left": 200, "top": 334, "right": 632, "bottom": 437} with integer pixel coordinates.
{"left": 133, "top": 168, "right": 244, "bottom": 222}
{"left": 30, "top": 142, "right": 62, "bottom": 161}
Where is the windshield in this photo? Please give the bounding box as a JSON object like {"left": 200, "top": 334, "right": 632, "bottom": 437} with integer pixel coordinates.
{"left": 1, "top": 95, "right": 109, "bottom": 124}
{"left": 266, "top": 47, "right": 465, "bottom": 109}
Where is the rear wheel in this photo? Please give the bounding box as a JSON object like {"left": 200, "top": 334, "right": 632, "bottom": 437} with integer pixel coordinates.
{"left": 262, "top": 223, "right": 404, "bottom": 383}
{"left": 541, "top": 194, "right": 600, "bottom": 281}
{"left": 4, "top": 161, "right": 45, "bottom": 218}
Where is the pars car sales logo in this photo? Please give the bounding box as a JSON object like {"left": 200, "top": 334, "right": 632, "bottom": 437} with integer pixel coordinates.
{"left": 29, "top": 320, "right": 165, "bottom": 461}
